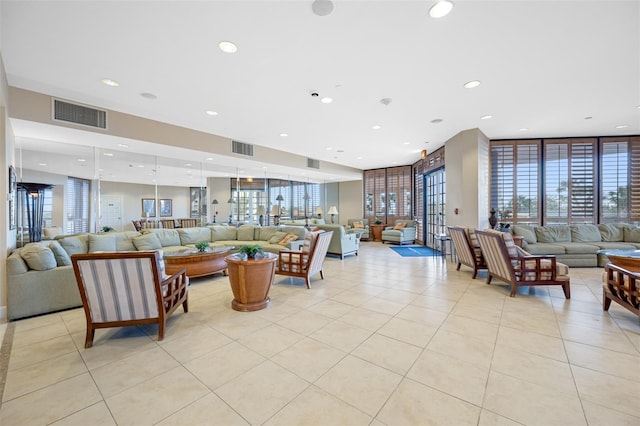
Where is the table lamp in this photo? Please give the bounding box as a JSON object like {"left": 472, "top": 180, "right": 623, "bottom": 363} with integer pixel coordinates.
{"left": 327, "top": 206, "right": 338, "bottom": 223}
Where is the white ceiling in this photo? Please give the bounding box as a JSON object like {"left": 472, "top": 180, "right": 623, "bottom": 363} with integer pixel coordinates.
{"left": 2, "top": 1, "right": 639, "bottom": 186}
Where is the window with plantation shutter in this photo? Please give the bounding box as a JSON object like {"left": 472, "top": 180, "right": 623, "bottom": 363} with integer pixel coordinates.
{"left": 413, "top": 160, "right": 424, "bottom": 243}
{"left": 386, "top": 166, "right": 412, "bottom": 220}
{"left": 66, "top": 176, "right": 90, "bottom": 233}
{"left": 600, "top": 137, "right": 640, "bottom": 223}
{"left": 544, "top": 139, "right": 596, "bottom": 224}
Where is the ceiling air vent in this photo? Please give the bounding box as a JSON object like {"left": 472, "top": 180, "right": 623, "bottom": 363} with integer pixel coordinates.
{"left": 232, "top": 140, "right": 254, "bottom": 157}
{"left": 307, "top": 158, "right": 320, "bottom": 169}
{"left": 53, "top": 99, "right": 107, "bottom": 129}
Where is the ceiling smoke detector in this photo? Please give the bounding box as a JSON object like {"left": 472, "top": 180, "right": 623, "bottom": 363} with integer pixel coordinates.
{"left": 312, "top": 0, "right": 334, "bottom": 16}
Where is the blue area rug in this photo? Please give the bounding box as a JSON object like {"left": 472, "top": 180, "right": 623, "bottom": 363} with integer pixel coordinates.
{"left": 390, "top": 246, "right": 440, "bottom": 257}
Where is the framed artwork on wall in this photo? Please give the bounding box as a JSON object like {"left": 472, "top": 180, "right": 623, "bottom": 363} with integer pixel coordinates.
{"left": 190, "top": 187, "right": 207, "bottom": 219}
{"left": 142, "top": 198, "right": 156, "bottom": 217}
{"left": 160, "top": 199, "right": 172, "bottom": 217}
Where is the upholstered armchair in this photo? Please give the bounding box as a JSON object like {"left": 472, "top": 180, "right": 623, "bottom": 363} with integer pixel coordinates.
{"left": 448, "top": 226, "right": 486, "bottom": 279}
{"left": 71, "top": 251, "right": 189, "bottom": 347}
{"left": 276, "top": 231, "right": 333, "bottom": 288}
{"left": 316, "top": 224, "right": 360, "bottom": 258}
{"left": 381, "top": 220, "right": 416, "bottom": 245}
{"left": 347, "top": 218, "right": 370, "bottom": 240}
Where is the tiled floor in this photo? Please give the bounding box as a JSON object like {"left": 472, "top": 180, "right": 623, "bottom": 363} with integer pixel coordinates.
{"left": 1, "top": 242, "right": 639, "bottom": 425}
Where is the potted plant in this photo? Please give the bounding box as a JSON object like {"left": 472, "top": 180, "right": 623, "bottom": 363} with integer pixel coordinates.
{"left": 195, "top": 241, "right": 210, "bottom": 253}
{"left": 225, "top": 245, "right": 277, "bottom": 312}
{"left": 101, "top": 226, "right": 115, "bottom": 233}
{"left": 374, "top": 217, "right": 383, "bottom": 225}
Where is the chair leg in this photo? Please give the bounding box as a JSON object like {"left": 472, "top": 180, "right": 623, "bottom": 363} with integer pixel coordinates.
{"left": 562, "top": 283, "right": 571, "bottom": 299}
{"left": 456, "top": 262, "right": 461, "bottom": 271}
{"left": 84, "top": 326, "right": 95, "bottom": 349}
{"left": 471, "top": 268, "right": 478, "bottom": 279}
{"left": 182, "top": 297, "right": 189, "bottom": 313}
{"left": 510, "top": 284, "right": 518, "bottom": 297}
{"left": 320, "top": 270, "right": 325, "bottom": 279}
{"left": 305, "top": 277, "right": 311, "bottom": 289}
{"left": 603, "top": 288, "right": 612, "bottom": 311}
{"left": 158, "top": 320, "right": 165, "bottom": 341}
{"left": 486, "top": 275, "right": 492, "bottom": 284}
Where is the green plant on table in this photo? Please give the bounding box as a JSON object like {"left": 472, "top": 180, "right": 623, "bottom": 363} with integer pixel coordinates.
{"left": 101, "top": 226, "right": 115, "bottom": 233}
{"left": 238, "top": 244, "right": 265, "bottom": 259}
{"left": 195, "top": 241, "right": 210, "bottom": 252}
{"left": 374, "top": 217, "right": 382, "bottom": 225}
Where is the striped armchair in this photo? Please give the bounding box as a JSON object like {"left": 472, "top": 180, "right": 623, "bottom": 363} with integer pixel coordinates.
{"left": 476, "top": 229, "right": 570, "bottom": 298}
{"left": 448, "top": 226, "right": 487, "bottom": 279}
{"left": 71, "top": 251, "right": 189, "bottom": 348}
{"left": 276, "top": 230, "right": 333, "bottom": 289}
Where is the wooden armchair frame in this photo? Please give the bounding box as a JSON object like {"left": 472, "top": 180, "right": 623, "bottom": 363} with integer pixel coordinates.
{"left": 180, "top": 218, "right": 198, "bottom": 228}
{"left": 476, "top": 230, "right": 570, "bottom": 298}
{"left": 71, "top": 251, "right": 189, "bottom": 348}
{"left": 160, "top": 219, "right": 176, "bottom": 229}
{"left": 276, "top": 231, "right": 333, "bottom": 288}
{"left": 603, "top": 263, "right": 640, "bottom": 322}
{"left": 448, "top": 226, "right": 486, "bottom": 279}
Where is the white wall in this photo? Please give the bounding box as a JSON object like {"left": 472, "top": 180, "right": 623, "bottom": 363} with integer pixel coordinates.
{"left": 338, "top": 180, "right": 364, "bottom": 224}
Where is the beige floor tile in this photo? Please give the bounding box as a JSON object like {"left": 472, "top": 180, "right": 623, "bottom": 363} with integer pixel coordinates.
{"left": 211, "top": 313, "right": 272, "bottom": 340}
{"left": 215, "top": 360, "right": 309, "bottom": 425}
{"left": 407, "top": 349, "right": 489, "bottom": 405}
{"left": 581, "top": 400, "right": 640, "bottom": 426}
{"left": 90, "top": 346, "right": 180, "bottom": 397}
{"left": 338, "top": 307, "right": 392, "bottom": 331}
{"left": 483, "top": 371, "right": 586, "bottom": 426}
{"left": 50, "top": 401, "right": 116, "bottom": 426}
{"left": 11, "top": 321, "right": 71, "bottom": 348}
{"left": 410, "top": 294, "right": 458, "bottom": 313}
{"left": 264, "top": 385, "right": 372, "bottom": 426}
{"left": 396, "top": 304, "right": 448, "bottom": 327}
{"left": 559, "top": 323, "right": 638, "bottom": 354}
{"left": 330, "top": 289, "right": 374, "bottom": 306}
{"left": 184, "top": 341, "right": 265, "bottom": 390}
{"left": 478, "top": 409, "right": 523, "bottom": 426}
{"left": 376, "top": 317, "right": 438, "bottom": 348}
{"left": 427, "top": 329, "right": 495, "bottom": 369}
{"left": 8, "top": 334, "right": 77, "bottom": 371}
{"left": 572, "top": 365, "right": 640, "bottom": 417}
{"left": 13, "top": 313, "right": 66, "bottom": 332}
{"left": 156, "top": 393, "right": 250, "bottom": 426}
{"left": 351, "top": 333, "right": 422, "bottom": 375}
{"left": 76, "top": 327, "right": 157, "bottom": 370}
{"left": 499, "top": 310, "right": 561, "bottom": 337}
{"left": 496, "top": 326, "right": 567, "bottom": 362}
{"left": 555, "top": 309, "right": 623, "bottom": 333}
{"left": 451, "top": 303, "right": 503, "bottom": 324}
{"left": 276, "top": 309, "right": 333, "bottom": 335}
{"left": 0, "top": 373, "right": 102, "bottom": 425}
{"left": 307, "top": 299, "right": 354, "bottom": 318}
{"left": 374, "top": 288, "right": 419, "bottom": 304}
{"left": 309, "top": 319, "right": 373, "bottom": 352}
{"left": 271, "top": 337, "right": 346, "bottom": 382}
{"left": 3, "top": 351, "right": 87, "bottom": 401}
{"left": 159, "top": 325, "right": 233, "bottom": 364}
{"left": 565, "top": 340, "right": 640, "bottom": 382}
{"left": 360, "top": 297, "right": 407, "bottom": 316}
{"left": 376, "top": 378, "right": 480, "bottom": 425}
{"left": 237, "top": 323, "right": 304, "bottom": 358}
{"left": 440, "top": 314, "right": 499, "bottom": 342}
{"left": 106, "top": 366, "right": 209, "bottom": 425}
{"left": 315, "top": 355, "right": 402, "bottom": 416}
{"left": 490, "top": 345, "right": 576, "bottom": 395}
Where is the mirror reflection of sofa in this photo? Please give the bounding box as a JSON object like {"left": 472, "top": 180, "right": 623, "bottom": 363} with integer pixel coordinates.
{"left": 347, "top": 218, "right": 370, "bottom": 240}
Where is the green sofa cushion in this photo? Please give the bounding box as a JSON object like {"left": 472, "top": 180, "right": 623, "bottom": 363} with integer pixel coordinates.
{"left": 598, "top": 223, "right": 625, "bottom": 242}
{"left": 21, "top": 244, "right": 57, "bottom": 271}
{"left": 535, "top": 226, "right": 570, "bottom": 243}
{"left": 49, "top": 241, "right": 72, "bottom": 266}
{"left": 511, "top": 225, "right": 537, "bottom": 244}
{"left": 211, "top": 226, "right": 237, "bottom": 241}
{"left": 58, "top": 235, "right": 89, "bottom": 255}
{"left": 237, "top": 225, "right": 255, "bottom": 241}
{"left": 115, "top": 231, "right": 141, "bottom": 251}
{"left": 570, "top": 224, "right": 601, "bottom": 243}
{"left": 144, "top": 229, "right": 181, "bottom": 247}
{"left": 177, "top": 228, "right": 211, "bottom": 245}
{"left": 259, "top": 226, "right": 280, "bottom": 242}
{"left": 624, "top": 226, "right": 640, "bottom": 243}
{"left": 89, "top": 234, "right": 117, "bottom": 252}
{"left": 132, "top": 233, "right": 162, "bottom": 251}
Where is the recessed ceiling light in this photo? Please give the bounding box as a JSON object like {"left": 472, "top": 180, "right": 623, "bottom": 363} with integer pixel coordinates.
{"left": 429, "top": 1, "right": 454, "bottom": 18}
{"left": 392, "top": 161, "right": 398, "bottom": 164}
{"left": 103, "top": 152, "right": 113, "bottom": 157}
{"left": 140, "top": 92, "right": 157, "bottom": 100}
{"left": 480, "top": 115, "right": 493, "bottom": 120}
{"left": 280, "top": 133, "right": 288, "bottom": 137}
{"left": 320, "top": 97, "right": 333, "bottom": 104}
{"left": 117, "top": 144, "right": 129, "bottom": 148}
{"left": 185, "top": 163, "right": 193, "bottom": 166}
{"left": 464, "top": 80, "right": 481, "bottom": 89}
{"left": 519, "top": 128, "right": 529, "bottom": 132}
{"left": 39, "top": 163, "right": 47, "bottom": 166}
{"left": 218, "top": 41, "right": 238, "bottom": 53}
{"left": 311, "top": 0, "right": 334, "bottom": 16}
{"left": 77, "top": 158, "right": 86, "bottom": 162}
{"left": 616, "top": 124, "right": 629, "bottom": 129}
{"left": 371, "top": 125, "right": 382, "bottom": 130}
{"left": 325, "top": 147, "right": 333, "bottom": 150}
{"left": 206, "top": 110, "right": 218, "bottom": 116}
{"left": 403, "top": 142, "right": 411, "bottom": 145}
{"left": 137, "top": 165, "right": 144, "bottom": 168}
{"left": 356, "top": 156, "right": 363, "bottom": 160}
{"left": 430, "top": 118, "right": 443, "bottom": 124}
{"left": 101, "top": 78, "right": 119, "bottom": 87}
{"left": 205, "top": 157, "right": 213, "bottom": 161}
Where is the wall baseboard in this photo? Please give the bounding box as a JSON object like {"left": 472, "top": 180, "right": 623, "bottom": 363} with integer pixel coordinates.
{"left": 0, "top": 306, "right": 6, "bottom": 322}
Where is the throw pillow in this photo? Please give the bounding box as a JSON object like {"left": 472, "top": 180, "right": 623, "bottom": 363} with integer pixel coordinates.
{"left": 393, "top": 222, "right": 407, "bottom": 230}
{"left": 49, "top": 241, "right": 72, "bottom": 266}
{"left": 132, "top": 233, "right": 162, "bottom": 251}
{"left": 21, "top": 244, "right": 57, "bottom": 271}
{"left": 89, "top": 234, "right": 117, "bottom": 252}
{"left": 269, "top": 231, "right": 288, "bottom": 244}
{"left": 623, "top": 226, "right": 640, "bottom": 243}
{"left": 42, "top": 226, "right": 62, "bottom": 239}
{"left": 598, "top": 223, "right": 625, "bottom": 242}
{"left": 353, "top": 221, "right": 365, "bottom": 229}
{"left": 511, "top": 225, "right": 537, "bottom": 244}
{"left": 279, "top": 233, "right": 299, "bottom": 246}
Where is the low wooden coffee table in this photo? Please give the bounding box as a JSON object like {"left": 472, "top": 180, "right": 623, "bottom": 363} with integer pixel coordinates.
{"left": 164, "top": 247, "right": 231, "bottom": 278}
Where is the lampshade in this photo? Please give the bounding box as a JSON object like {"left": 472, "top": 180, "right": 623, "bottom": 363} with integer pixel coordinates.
{"left": 212, "top": 199, "right": 219, "bottom": 205}
{"left": 275, "top": 194, "right": 284, "bottom": 201}
{"left": 327, "top": 206, "right": 338, "bottom": 215}
{"left": 256, "top": 205, "right": 266, "bottom": 215}
{"left": 315, "top": 207, "right": 323, "bottom": 215}
{"left": 270, "top": 205, "right": 280, "bottom": 215}
{"left": 227, "top": 197, "right": 235, "bottom": 203}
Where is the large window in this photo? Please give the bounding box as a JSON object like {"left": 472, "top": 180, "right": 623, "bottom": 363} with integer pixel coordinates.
{"left": 600, "top": 137, "right": 640, "bottom": 223}
{"left": 66, "top": 176, "right": 90, "bottom": 233}
{"left": 364, "top": 166, "right": 412, "bottom": 224}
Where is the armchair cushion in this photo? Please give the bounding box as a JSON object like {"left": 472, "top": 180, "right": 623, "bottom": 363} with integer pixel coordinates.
{"left": 393, "top": 222, "right": 407, "bottom": 230}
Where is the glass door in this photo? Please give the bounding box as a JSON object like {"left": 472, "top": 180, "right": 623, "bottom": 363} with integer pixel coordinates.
{"left": 424, "top": 167, "right": 446, "bottom": 249}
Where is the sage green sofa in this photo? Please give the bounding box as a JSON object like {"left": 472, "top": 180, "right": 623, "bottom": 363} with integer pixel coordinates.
{"left": 511, "top": 223, "right": 640, "bottom": 267}
{"left": 6, "top": 225, "right": 308, "bottom": 320}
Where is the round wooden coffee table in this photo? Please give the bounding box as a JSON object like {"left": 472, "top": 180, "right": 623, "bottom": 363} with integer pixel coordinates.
{"left": 164, "top": 247, "right": 231, "bottom": 278}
